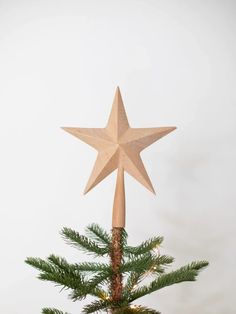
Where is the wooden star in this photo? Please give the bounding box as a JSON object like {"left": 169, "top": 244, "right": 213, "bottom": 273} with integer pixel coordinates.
{"left": 62, "top": 87, "right": 176, "bottom": 227}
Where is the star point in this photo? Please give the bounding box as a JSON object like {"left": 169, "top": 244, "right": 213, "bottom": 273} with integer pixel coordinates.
{"left": 106, "top": 87, "right": 129, "bottom": 141}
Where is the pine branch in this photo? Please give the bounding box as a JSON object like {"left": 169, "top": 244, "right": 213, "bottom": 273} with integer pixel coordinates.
{"left": 115, "top": 305, "right": 161, "bottom": 314}
{"left": 152, "top": 255, "right": 174, "bottom": 274}
{"left": 156, "top": 255, "right": 174, "bottom": 266}
{"left": 85, "top": 223, "right": 111, "bottom": 245}
{"left": 49, "top": 255, "right": 110, "bottom": 274}
{"left": 26, "top": 255, "right": 111, "bottom": 301}
{"left": 76, "top": 261, "right": 110, "bottom": 272}
{"left": 121, "top": 256, "right": 171, "bottom": 300}
{"left": 82, "top": 299, "right": 114, "bottom": 314}
{"left": 70, "top": 270, "right": 112, "bottom": 301}
{"left": 129, "top": 261, "right": 209, "bottom": 302}
{"left": 42, "top": 308, "right": 69, "bottom": 314}
{"left": 122, "top": 259, "right": 171, "bottom": 301}
{"left": 47, "top": 255, "right": 78, "bottom": 274}
{"left": 122, "top": 254, "right": 174, "bottom": 298}
{"left": 88, "top": 270, "right": 112, "bottom": 288}
{"left": 121, "top": 253, "right": 174, "bottom": 275}
{"left": 26, "top": 257, "right": 56, "bottom": 274}
{"left": 121, "top": 253, "right": 155, "bottom": 273}
{"left": 125, "top": 272, "right": 141, "bottom": 289}
{"left": 25, "top": 257, "right": 85, "bottom": 292}
{"left": 184, "top": 261, "right": 209, "bottom": 271}
{"left": 70, "top": 285, "right": 109, "bottom": 301}
{"left": 122, "top": 272, "right": 142, "bottom": 299}
{"left": 124, "top": 236, "right": 163, "bottom": 257}
{"left": 90, "top": 287, "right": 110, "bottom": 299}
{"left": 38, "top": 272, "right": 81, "bottom": 292}
{"left": 61, "top": 227, "right": 109, "bottom": 256}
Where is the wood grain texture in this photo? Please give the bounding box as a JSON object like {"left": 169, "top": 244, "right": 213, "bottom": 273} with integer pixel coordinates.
{"left": 112, "top": 167, "right": 125, "bottom": 227}
{"left": 62, "top": 87, "right": 176, "bottom": 227}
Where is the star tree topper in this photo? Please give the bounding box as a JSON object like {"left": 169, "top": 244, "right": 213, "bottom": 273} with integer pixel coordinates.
{"left": 62, "top": 87, "right": 176, "bottom": 227}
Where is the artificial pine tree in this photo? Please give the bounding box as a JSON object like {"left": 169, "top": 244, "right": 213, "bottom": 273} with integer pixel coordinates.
{"left": 26, "top": 87, "right": 208, "bottom": 314}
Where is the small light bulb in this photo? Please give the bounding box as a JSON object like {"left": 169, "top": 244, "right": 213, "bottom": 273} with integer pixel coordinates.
{"left": 130, "top": 305, "right": 137, "bottom": 309}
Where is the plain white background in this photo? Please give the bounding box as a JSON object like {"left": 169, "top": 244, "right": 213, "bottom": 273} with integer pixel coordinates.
{"left": 0, "top": 1, "right": 236, "bottom": 313}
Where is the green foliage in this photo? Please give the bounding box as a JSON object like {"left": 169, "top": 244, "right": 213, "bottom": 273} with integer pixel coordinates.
{"left": 115, "top": 305, "right": 161, "bottom": 314}
{"left": 42, "top": 308, "right": 69, "bottom": 314}
{"left": 85, "top": 223, "right": 111, "bottom": 245}
{"left": 124, "top": 236, "right": 163, "bottom": 257}
{"left": 26, "top": 223, "right": 209, "bottom": 313}
{"left": 61, "top": 227, "right": 109, "bottom": 256}
{"left": 128, "top": 261, "right": 209, "bottom": 302}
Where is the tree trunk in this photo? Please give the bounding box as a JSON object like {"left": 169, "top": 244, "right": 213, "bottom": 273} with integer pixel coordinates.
{"left": 110, "top": 227, "right": 123, "bottom": 313}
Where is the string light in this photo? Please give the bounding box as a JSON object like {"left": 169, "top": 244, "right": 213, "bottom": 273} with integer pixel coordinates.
{"left": 130, "top": 245, "right": 161, "bottom": 285}
{"left": 130, "top": 245, "right": 161, "bottom": 293}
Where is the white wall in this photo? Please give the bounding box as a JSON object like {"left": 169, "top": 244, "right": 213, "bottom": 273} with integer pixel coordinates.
{"left": 0, "top": 1, "right": 235, "bottom": 313}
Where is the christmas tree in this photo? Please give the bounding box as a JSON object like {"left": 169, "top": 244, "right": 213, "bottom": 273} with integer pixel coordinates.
{"left": 26, "top": 87, "right": 208, "bottom": 314}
